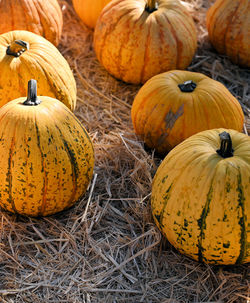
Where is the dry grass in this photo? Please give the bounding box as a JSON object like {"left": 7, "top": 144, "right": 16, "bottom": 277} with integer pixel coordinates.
{"left": 0, "top": 0, "right": 249, "bottom": 302}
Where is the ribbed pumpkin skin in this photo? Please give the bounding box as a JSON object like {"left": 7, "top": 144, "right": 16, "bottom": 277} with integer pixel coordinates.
{"left": 94, "top": 0, "right": 197, "bottom": 84}
{"left": 206, "top": 0, "right": 250, "bottom": 67}
{"left": 0, "top": 96, "right": 94, "bottom": 217}
{"left": 72, "top": 0, "right": 111, "bottom": 28}
{"left": 131, "top": 70, "right": 244, "bottom": 154}
{"left": 0, "top": 0, "right": 63, "bottom": 46}
{"left": 0, "top": 30, "right": 76, "bottom": 110}
{"left": 151, "top": 129, "right": 250, "bottom": 265}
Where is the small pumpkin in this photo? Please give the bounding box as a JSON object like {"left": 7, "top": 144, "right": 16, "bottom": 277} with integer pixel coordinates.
{"left": 0, "top": 80, "right": 94, "bottom": 217}
{"left": 0, "top": 0, "right": 63, "bottom": 46}
{"left": 94, "top": 0, "right": 197, "bottom": 84}
{"left": 151, "top": 128, "right": 250, "bottom": 265}
{"left": 0, "top": 30, "right": 76, "bottom": 110}
{"left": 131, "top": 70, "right": 244, "bottom": 154}
{"left": 206, "top": 0, "right": 250, "bottom": 67}
{"left": 72, "top": 0, "right": 112, "bottom": 29}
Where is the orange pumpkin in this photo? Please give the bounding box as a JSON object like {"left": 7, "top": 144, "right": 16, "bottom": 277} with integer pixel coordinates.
{"left": 72, "top": 0, "right": 112, "bottom": 28}
{"left": 0, "top": 30, "right": 76, "bottom": 110}
{"left": 206, "top": 0, "right": 250, "bottom": 67}
{"left": 0, "top": 0, "right": 63, "bottom": 46}
{"left": 131, "top": 70, "right": 244, "bottom": 154}
{"left": 94, "top": 0, "right": 197, "bottom": 84}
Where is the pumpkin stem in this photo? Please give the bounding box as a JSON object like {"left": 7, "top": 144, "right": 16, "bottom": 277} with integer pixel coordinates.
{"left": 23, "top": 80, "right": 41, "bottom": 106}
{"left": 6, "top": 40, "right": 29, "bottom": 57}
{"left": 178, "top": 80, "right": 197, "bottom": 92}
{"left": 146, "top": 0, "right": 158, "bottom": 13}
{"left": 216, "top": 131, "right": 234, "bottom": 158}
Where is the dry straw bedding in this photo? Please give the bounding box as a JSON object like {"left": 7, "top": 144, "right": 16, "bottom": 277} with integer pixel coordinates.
{"left": 0, "top": 0, "right": 249, "bottom": 302}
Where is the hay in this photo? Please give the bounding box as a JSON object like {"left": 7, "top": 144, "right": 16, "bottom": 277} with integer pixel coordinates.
{"left": 0, "top": 0, "right": 249, "bottom": 302}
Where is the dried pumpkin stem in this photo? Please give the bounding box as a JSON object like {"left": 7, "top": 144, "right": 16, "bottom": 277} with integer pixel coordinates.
{"left": 6, "top": 40, "right": 29, "bottom": 57}
{"left": 23, "top": 80, "right": 41, "bottom": 106}
{"left": 178, "top": 80, "right": 197, "bottom": 92}
{"left": 146, "top": 0, "right": 158, "bottom": 12}
{"left": 216, "top": 131, "right": 234, "bottom": 158}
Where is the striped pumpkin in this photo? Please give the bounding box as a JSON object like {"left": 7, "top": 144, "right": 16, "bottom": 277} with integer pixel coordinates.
{"left": 0, "top": 80, "right": 94, "bottom": 217}
{"left": 0, "top": 0, "right": 63, "bottom": 46}
{"left": 0, "top": 30, "right": 76, "bottom": 110}
{"left": 94, "top": 0, "right": 197, "bottom": 84}
{"left": 151, "top": 129, "right": 250, "bottom": 265}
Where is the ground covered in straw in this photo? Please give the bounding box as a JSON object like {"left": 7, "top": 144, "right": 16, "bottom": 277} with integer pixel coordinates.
{"left": 0, "top": 0, "right": 249, "bottom": 302}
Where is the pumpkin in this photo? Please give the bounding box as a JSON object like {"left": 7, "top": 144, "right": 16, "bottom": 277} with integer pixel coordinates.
{"left": 0, "top": 80, "right": 94, "bottom": 217}
{"left": 131, "top": 70, "right": 244, "bottom": 154}
{"left": 94, "top": 0, "right": 197, "bottom": 84}
{"left": 206, "top": 0, "right": 250, "bottom": 67}
{"left": 0, "top": 30, "right": 76, "bottom": 110}
{"left": 151, "top": 128, "right": 250, "bottom": 265}
{"left": 0, "top": 0, "right": 63, "bottom": 46}
{"left": 72, "top": 0, "right": 112, "bottom": 29}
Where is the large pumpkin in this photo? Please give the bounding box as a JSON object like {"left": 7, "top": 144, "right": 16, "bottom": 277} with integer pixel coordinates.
{"left": 94, "top": 0, "right": 197, "bottom": 84}
{"left": 0, "top": 0, "right": 63, "bottom": 46}
{"left": 151, "top": 128, "right": 250, "bottom": 265}
{"left": 0, "top": 30, "right": 76, "bottom": 110}
{"left": 0, "top": 80, "right": 94, "bottom": 217}
{"left": 131, "top": 70, "right": 244, "bottom": 154}
{"left": 72, "top": 0, "right": 112, "bottom": 29}
{"left": 206, "top": 0, "right": 250, "bottom": 67}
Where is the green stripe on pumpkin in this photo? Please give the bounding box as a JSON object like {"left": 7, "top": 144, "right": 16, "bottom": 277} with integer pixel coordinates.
{"left": 155, "top": 183, "right": 173, "bottom": 229}
{"left": 7, "top": 135, "right": 17, "bottom": 213}
{"left": 197, "top": 183, "right": 213, "bottom": 263}
{"left": 35, "top": 121, "right": 48, "bottom": 216}
{"left": 235, "top": 172, "right": 246, "bottom": 264}
{"left": 54, "top": 124, "right": 78, "bottom": 202}
{"left": 62, "top": 106, "right": 93, "bottom": 149}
